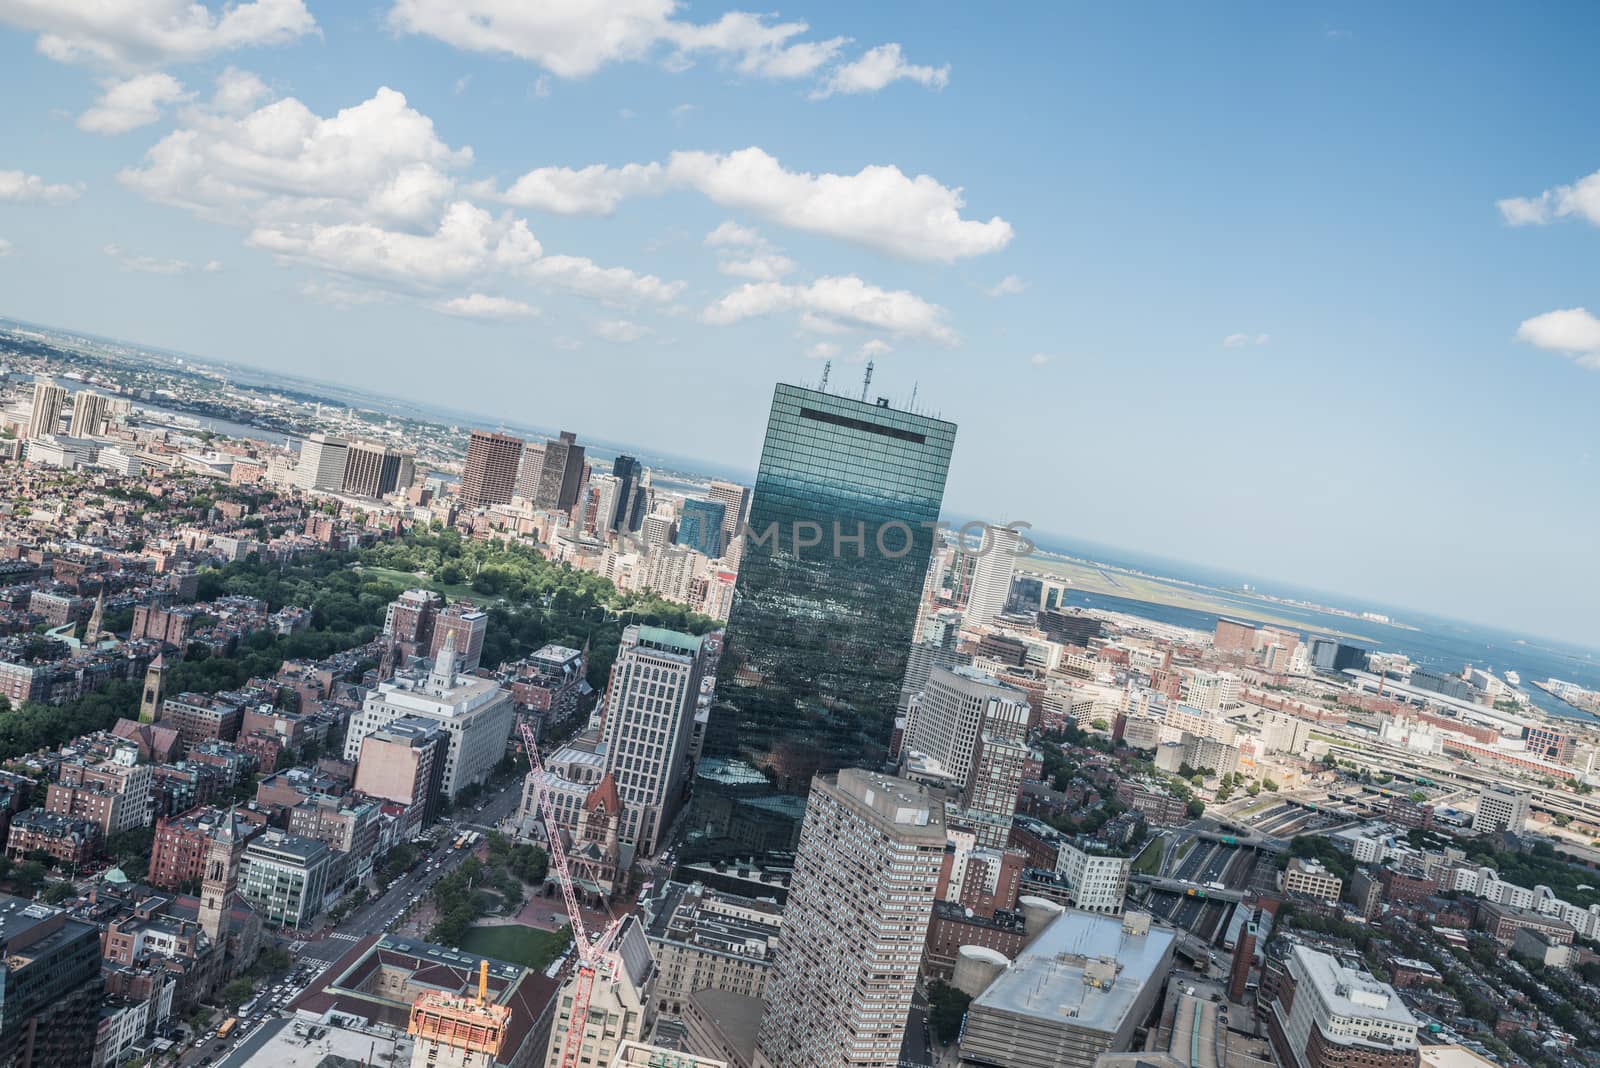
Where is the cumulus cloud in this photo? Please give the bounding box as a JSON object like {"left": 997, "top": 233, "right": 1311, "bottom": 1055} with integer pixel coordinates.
{"left": 704, "top": 221, "right": 761, "bottom": 247}
{"left": 527, "top": 254, "right": 683, "bottom": 303}
{"left": 0, "top": 0, "right": 316, "bottom": 70}
{"left": 484, "top": 147, "right": 1011, "bottom": 261}
{"left": 0, "top": 169, "right": 83, "bottom": 205}
{"left": 78, "top": 72, "right": 189, "bottom": 134}
{"left": 120, "top": 83, "right": 473, "bottom": 227}
{"left": 386, "top": 0, "right": 942, "bottom": 98}
{"left": 103, "top": 242, "right": 199, "bottom": 273}
{"left": 1516, "top": 308, "right": 1600, "bottom": 368}
{"left": 858, "top": 338, "right": 892, "bottom": 358}
{"left": 248, "top": 201, "right": 541, "bottom": 289}
{"left": 1030, "top": 353, "right": 1051, "bottom": 367}
{"left": 436, "top": 293, "right": 539, "bottom": 319}
{"left": 986, "top": 274, "right": 1026, "bottom": 297}
{"left": 1223, "top": 332, "right": 1270, "bottom": 347}
{"left": 703, "top": 275, "right": 956, "bottom": 344}
{"left": 117, "top": 79, "right": 684, "bottom": 304}
{"left": 811, "top": 43, "right": 949, "bottom": 99}
{"left": 0, "top": 238, "right": 12, "bottom": 256}
{"left": 491, "top": 161, "right": 665, "bottom": 215}
{"left": 718, "top": 252, "right": 797, "bottom": 281}
{"left": 594, "top": 319, "right": 650, "bottom": 342}
{"left": 806, "top": 341, "right": 840, "bottom": 359}
{"left": 1498, "top": 170, "right": 1600, "bottom": 227}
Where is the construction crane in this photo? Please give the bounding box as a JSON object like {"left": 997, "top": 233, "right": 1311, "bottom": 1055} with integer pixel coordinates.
{"left": 518, "top": 719, "right": 626, "bottom": 1068}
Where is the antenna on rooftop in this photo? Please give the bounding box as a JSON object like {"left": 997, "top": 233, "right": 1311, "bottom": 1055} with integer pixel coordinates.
{"left": 860, "top": 360, "right": 874, "bottom": 402}
{"left": 819, "top": 361, "right": 831, "bottom": 393}
{"left": 910, "top": 381, "right": 919, "bottom": 411}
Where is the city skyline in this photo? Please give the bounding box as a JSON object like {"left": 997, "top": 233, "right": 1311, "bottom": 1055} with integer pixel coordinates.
{"left": 4, "top": 3, "right": 1600, "bottom": 649}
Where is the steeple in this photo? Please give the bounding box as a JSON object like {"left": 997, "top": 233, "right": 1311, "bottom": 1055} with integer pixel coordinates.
{"left": 83, "top": 588, "right": 105, "bottom": 645}
{"left": 139, "top": 653, "right": 166, "bottom": 724}
{"left": 430, "top": 629, "right": 458, "bottom": 690}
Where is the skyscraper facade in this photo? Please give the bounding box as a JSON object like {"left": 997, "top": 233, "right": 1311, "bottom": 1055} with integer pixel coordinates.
{"left": 706, "top": 478, "right": 750, "bottom": 547}
{"left": 961, "top": 524, "right": 1024, "bottom": 630}
{"left": 296, "top": 432, "right": 350, "bottom": 493}
{"left": 534, "top": 430, "right": 585, "bottom": 511}
{"left": 755, "top": 769, "right": 945, "bottom": 1068}
{"left": 342, "top": 440, "right": 411, "bottom": 498}
{"left": 460, "top": 430, "right": 523, "bottom": 508}
{"left": 677, "top": 498, "right": 727, "bottom": 558}
{"left": 26, "top": 379, "right": 66, "bottom": 439}
{"left": 612, "top": 454, "right": 643, "bottom": 531}
{"left": 713, "top": 384, "right": 956, "bottom": 796}
{"left": 600, "top": 625, "right": 708, "bottom": 855}
{"left": 68, "top": 389, "right": 107, "bottom": 437}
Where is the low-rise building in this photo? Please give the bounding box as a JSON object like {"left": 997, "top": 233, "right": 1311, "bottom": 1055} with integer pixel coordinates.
{"left": 1283, "top": 858, "right": 1343, "bottom": 904}
{"left": 642, "top": 882, "right": 781, "bottom": 1016}
{"left": 237, "top": 830, "right": 331, "bottom": 928}
{"left": 1266, "top": 945, "right": 1419, "bottom": 1068}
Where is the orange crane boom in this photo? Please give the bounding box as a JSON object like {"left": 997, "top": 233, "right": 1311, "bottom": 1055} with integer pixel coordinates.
{"left": 518, "top": 720, "right": 624, "bottom": 1068}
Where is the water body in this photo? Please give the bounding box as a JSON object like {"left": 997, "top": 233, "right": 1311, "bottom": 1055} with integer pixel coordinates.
{"left": 134, "top": 403, "right": 300, "bottom": 448}
{"left": 1061, "top": 588, "right": 1599, "bottom": 721}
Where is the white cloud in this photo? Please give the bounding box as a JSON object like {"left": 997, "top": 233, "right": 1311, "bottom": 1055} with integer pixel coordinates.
{"left": 1516, "top": 308, "right": 1600, "bottom": 368}
{"left": 121, "top": 83, "right": 473, "bottom": 227}
{"left": 0, "top": 0, "right": 316, "bottom": 70}
{"left": 527, "top": 255, "right": 684, "bottom": 303}
{"left": 202, "top": 259, "right": 223, "bottom": 272}
{"left": 858, "top": 338, "right": 892, "bottom": 358}
{"left": 668, "top": 148, "right": 1008, "bottom": 261}
{"left": 492, "top": 162, "right": 665, "bottom": 216}
{"left": 299, "top": 279, "right": 387, "bottom": 306}
{"left": 211, "top": 67, "right": 269, "bottom": 114}
{"left": 806, "top": 341, "right": 839, "bottom": 359}
{"left": 704, "top": 221, "right": 762, "bottom": 247}
{"left": 986, "top": 274, "right": 1026, "bottom": 297}
{"left": 490, "top": 148, "right": 1011, "bottom": 261}
{"left": 1499, "top": 170, "right": 1600, "bottom": 227}
{"left": 118, "top": 77, "right": 687, "bottom": 304}
{"left": 437, "top": 292, "right": 539, "bottom": 319}
{"left": 249, "top": 201, "right": 541, "bottom": 289}
{"left": 811, "top": 43, "right": 949, "bottom": 99}
{"left": 718, "top": 252, "right": 797, "bottom": 281}
{"left": 1222, "top": 332, "right": 1270, "bottom": 347}
{"left": 1030, "top": 352, "right": 1051, "bottom": 367}
{"left": 387, "top": 0, "right": 880, "bottom": 90}
{"left": 704, "top": 275, "right": 956, "bottom": 343}
{"left": 0, "top": 169, "right": 83, "bottom": 205}
{"left": 594, "top": 319, "right": 650, "bottom": 342}
{"left": 78, "top": 72, "right": 188, "bottom": 134}
{"left": 0, "top": 238, "right": 12, "bottom": 256}
{"left": 103, "top": 242, "right": 195, "bottom": 273}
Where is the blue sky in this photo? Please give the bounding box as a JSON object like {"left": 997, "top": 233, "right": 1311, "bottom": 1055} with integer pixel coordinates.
{"left": 2, "top": 2, "right": 1600, "bottom": 645}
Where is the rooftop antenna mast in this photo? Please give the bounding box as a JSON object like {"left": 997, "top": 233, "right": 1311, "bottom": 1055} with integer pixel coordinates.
{"left": 819, "top": 360, "right": 831, "bottom": 393}
{"left": 910, "top": 381, "right": 919, "bottom": 411}
{"left": 861, "top": 360, "right": 874, "bottom": 402}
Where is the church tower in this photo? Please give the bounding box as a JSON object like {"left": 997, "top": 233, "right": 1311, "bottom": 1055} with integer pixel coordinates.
{"left": 199, "top": 806, "right": 243, "bottom": 947}
{"left": 139, "top": 653, "right": 166, "bottom": 723}
{"left": 83, "top": 588, "right": 105, "bottom": 646}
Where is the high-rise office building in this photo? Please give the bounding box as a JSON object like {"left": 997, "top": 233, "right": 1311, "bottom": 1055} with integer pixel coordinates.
{"left": 583, "top": 473, "right": 624, "bottom": 534}
{"left": 677, "top": 497, "right": 728, "bottom": 558}
{"left": 516, "top": 441, "right": 546, "bottom": 499}
{"left": 25, "top": 379, "right": 66, "bottom": 439}
{"left": 601, "top": 625, "right": 708, "bottom": 856}
{"left": 343, "top": 440, "right": 412, "bottom": 498}
{"left": 904, "top": 665, "right": 1030, "bottom": 793}
{"left": 961, "top": 525, "right": 1024, "bottom": 630}
{"left": 535, "top": 430, "right": 585, "bottom": 511}
{"left": 67, "top": 389, "right": 108, "bottom": 437}
{"left": 714, "top": 384, "right": 957, "bottom": 798}
{"left": 459, "top": 430, "right": 524, "bottom": 508}
{"left": 296, "top": 432, "right": 350, "bottom": 493}
{"left": 612, "top": 454, "right": 643, "bottom": 531}
{"left": 755, "top": 769, "right": 945, "bottom": 1068}
{"left": 1473, "top": 785, "right": 1530, "bottom": 835}
{"left": 431, "top": 602, "right": 488, "bottom": 674}
{"left": 0, "top": 897, "right": 103, "bottom": 1066}
{"left": 706, "top": 479, "right": 750, "bottom": 547}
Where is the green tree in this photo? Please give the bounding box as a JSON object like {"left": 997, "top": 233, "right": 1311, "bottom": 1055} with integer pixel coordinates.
{"left": 221, "top": 978, "right": 256, "bottom": 1009}
{"left": 927, "top": 980, "right": 972, "bottom": 1044}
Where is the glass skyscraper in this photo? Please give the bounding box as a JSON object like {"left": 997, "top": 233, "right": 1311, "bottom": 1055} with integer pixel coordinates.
{"left": 698, "top": 383, "right": 956, "bottom": 851}
{"left": 677, "top": 497, "right": 727, "bottom": 558}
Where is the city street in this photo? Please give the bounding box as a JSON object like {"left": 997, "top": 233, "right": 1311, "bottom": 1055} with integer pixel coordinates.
{"left": 169, "top": 772, "right": 529, "bottom": 1066}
